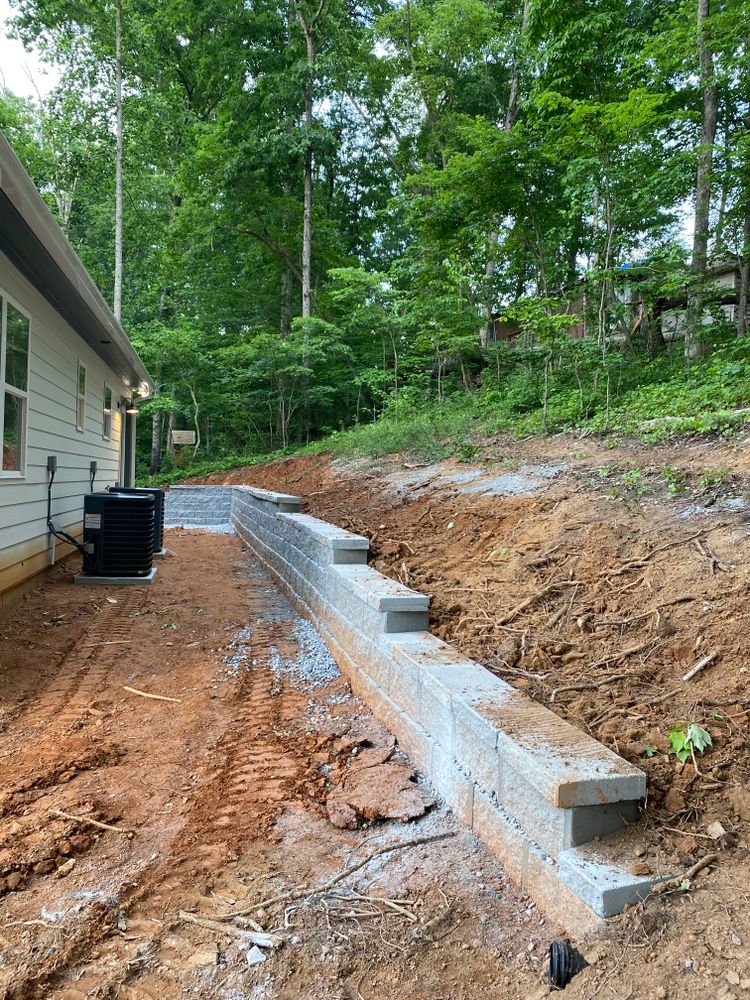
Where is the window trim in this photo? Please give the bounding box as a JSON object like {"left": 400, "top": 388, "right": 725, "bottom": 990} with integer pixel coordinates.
{"left": 0, "top": 291, "right": 31, "bottom": 479}
{"left": 76, "top": 360, "right": 87, "bottom": 432}
{"left": 102, "top": 383, "right": 113, "bottom": 440}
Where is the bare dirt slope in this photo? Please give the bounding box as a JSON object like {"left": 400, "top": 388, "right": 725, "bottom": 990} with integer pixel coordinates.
{"left": 192, "top": 431, "right": 750, "bottom": 999}
{"left": 0, "top": 531, "right": 555, "bottom": 1000}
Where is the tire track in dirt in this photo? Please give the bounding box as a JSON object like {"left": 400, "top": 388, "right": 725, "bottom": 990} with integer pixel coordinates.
{"left": 22, "top": 608, "right": 322, "bottom": 999}
{"left": 0, "top": 591, "right": 146, "bottom": 746}
{"left": 175, "top": 616, "right": 315, "bottom": 852}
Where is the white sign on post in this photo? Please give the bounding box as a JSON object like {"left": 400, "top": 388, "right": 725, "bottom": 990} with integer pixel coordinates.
{"left": 171, "top": 430, "right": 196, "bottom": 446}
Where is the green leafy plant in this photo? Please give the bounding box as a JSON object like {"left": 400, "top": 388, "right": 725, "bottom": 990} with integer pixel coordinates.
{"left": 663, "top": 466, "right": 687, "bottom": 495}
{"left": 454, "top": 437, "right": 480, "bottom": 462}
{"left": 487, "top": 545, "right": 510, "bottom": 560}
{"left": 668, "top": 723, "right": 713, "bottom": 764}
{"left": 606, "top": 467, "right": 653, "bottom": 514}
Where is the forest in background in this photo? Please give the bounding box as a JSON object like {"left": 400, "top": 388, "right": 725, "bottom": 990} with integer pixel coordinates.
{"left": 1, "top": 0, "right": 750, "bottom": 478}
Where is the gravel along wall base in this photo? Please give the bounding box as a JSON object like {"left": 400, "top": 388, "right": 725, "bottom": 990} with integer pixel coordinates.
{"left": 184, "top": 485, "right": 663, "bottom": 931}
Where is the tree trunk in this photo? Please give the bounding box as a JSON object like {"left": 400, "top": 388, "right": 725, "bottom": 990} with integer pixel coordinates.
{"left": 298, "top": 14, "right": 316, "bottom": 319}
{"left": 280, "top": 265, "right": 294, "bottom": 335}
{"left": 738, "top": 105, "right": 750, "bottom": 337}
{"left": 480, "top": 249, "right": 496, "bottom": 348}
{"left": 280, "top": 178, "right": 294, "bottom": 335}
{"left": 150, "top": 409, "right": 163, "bottom": 474}
{"left": 167, "top": 409, "right": 177, "bottom": 463}
{"left": 503, "top": 0, "right": 530, "bottom": 131}
{"left": 186, "top": 383, "right": 201, "bottom": 457}
{"left": 646, "top": 309, "right": 666, "bottom": 352}
{"left": 476, "top": 0, "right": 530, "bottom": 346}
{"left": 113, "top": 0, "right": 123, "bottom": 322}
{"left": 738, "top": 208, "right": 750, "bottom": 336}
{"left": 686, "top": 0, "right": 718, "bottom": 358}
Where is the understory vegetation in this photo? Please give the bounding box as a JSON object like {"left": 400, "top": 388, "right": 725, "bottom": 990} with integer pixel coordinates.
{"left": 143, "top": 328, "right": 750, "bottom": 485}
{"left": 1, "top": 0, "right": 749, "bottom": 478}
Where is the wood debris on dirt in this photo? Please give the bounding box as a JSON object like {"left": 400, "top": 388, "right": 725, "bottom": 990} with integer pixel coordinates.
{"left": 123, "top": 685, "right": 182, "bottom": 703}
{"left": 49, "top": 809, "right": 135, "bottom": 836}
{"left": 219, "top": 832, "right": 456, "bottom": 920}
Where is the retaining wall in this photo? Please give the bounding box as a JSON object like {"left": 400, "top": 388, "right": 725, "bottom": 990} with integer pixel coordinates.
{"left": 165, "top": 485, "right": 234, "bottom": 526}
{"left": 172, "top": 484, "right": 666, "bottom": 929}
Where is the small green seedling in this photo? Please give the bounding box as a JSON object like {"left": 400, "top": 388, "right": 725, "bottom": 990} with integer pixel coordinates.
{"left": 161, "top": 622, "right": 178, "bottom": 630}
{"left": 643, "top": 743, "right": 658, "bottom": 758}
{"left": 700, "top": 467, "right": 730, "bottom": 495}
{"left": 455, "top": 440, "right": 479, "bottom": 462}
{"left": 606, "top": 467, "right": 653, "bottom": 514}
{"left": 488, "top": 546, "right": 510, "bottom": 560}
{"left": 668, "top": 722, "right": 712, "bottom": 764}
{"left": 663, "top": 466, "right": 687, "bottom": 495}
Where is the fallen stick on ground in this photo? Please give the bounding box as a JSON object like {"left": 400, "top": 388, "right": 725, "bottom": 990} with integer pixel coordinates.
{"left": 4, "top": 919, "right": 57, "bottom": 928}
{"left": 682, "top": 650, "right": 719, "bottom": 682}
{"left": 692, "top": 537, "right": 732, "bottom": 574}
{"left": 595, "top": 684, "right": 683, "bottom": 726}
{"left": 82, "top": 640, "right": 132, "bottom": 647}
{"left": 651, "top": 853, "right": 718, "bottom": 894}
{"left": 50, "top": 809, "right": 134, "bottom": 835}
{"left": 587, "top": 637, "right": 655, "bottom": 671}
{"left": 178, "top": 910, "right": 282, "bottom": 948}
{"left": 594, "top": 594, "right": 693, "bottom": 627}
{"left": 601, "top": 526, "right": 730, "bottom": 578}
{"left": 219, "top": 831, "right": 456, "bottom": 920}
{"left": 411, "top": 903, "right": 453, "bottom": 941}
{"left": 500, "top": 579, "right": 577, "bottom": 625}
{"left": 550, "top": 670, "right": 633, "bottom": 703}
{"left": 331, "top": 892, "right": 418, "bottom": 922}
{"left": 123, "top": 686, "right": 182, "bottom": 703}
{"left": 524, "top": 544, "right": 564, "bottom": 569}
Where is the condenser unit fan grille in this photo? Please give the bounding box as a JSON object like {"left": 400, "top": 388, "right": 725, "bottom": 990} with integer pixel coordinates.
{"left": 109, "top": 486, "right": 165, "bottom": 552}
{"left": 83, "top": 492, "right": 155, "bottom": 577}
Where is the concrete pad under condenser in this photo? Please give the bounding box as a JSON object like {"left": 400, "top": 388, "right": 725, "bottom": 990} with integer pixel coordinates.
{"left": 152, "top": 548, "right": 168, "bottom": 558}
{"left": 74, "top": 568, "right": 158, "bottom": 586}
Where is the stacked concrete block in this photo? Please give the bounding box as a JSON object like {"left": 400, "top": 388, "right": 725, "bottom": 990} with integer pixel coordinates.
{"left": 165, "top": 485, "right": 234, "bottom": 526}
{"left": 223, "top": 484, "right": 661, "bottom": 926}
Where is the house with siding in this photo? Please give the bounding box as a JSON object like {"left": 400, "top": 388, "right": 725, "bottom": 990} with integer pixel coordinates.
{"left": 0, "top": 130, "right": 153, "bottom": 605}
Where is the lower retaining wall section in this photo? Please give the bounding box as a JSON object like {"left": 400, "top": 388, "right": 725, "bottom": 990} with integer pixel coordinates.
{"left": 165, "top": 485, "right": 234, "bottom": 526}
{"left": 183, "top": 484, "right": 664, "bottom": 930}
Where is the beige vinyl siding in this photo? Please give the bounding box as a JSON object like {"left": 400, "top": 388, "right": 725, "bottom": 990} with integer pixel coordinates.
{"left": 0, "top": 249, "right": 132, "bottom": 598}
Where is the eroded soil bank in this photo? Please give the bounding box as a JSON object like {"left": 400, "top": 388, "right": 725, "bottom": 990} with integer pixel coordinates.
{"left": 192, "top": 430, "right": 750, "bottom": 999}
{"left": 1, "top": 531, "right": 557, "bottom": 1000}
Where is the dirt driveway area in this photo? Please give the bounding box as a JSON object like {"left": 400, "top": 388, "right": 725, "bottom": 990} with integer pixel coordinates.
{"left": 0, "top": 531, "right": 553, "bottom": 1000}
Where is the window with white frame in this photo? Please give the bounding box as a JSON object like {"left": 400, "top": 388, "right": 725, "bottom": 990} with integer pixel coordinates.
{"left": 0, "top": 294, "right": 30, "bottom": 475}
{"left": 102, "top": 384, "right": 112, "bottom": 439}
{"left": 76, "top": 361, "right": 86, "bottom": 431}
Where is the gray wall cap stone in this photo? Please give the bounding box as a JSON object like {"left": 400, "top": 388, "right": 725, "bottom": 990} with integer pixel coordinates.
{"left": 334, "top": 564, "right": 430, "bottom": 612}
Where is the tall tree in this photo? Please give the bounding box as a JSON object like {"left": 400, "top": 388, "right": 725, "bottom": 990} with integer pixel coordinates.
{"left": 686, "top": 0, "right": 718, "bottom": 357}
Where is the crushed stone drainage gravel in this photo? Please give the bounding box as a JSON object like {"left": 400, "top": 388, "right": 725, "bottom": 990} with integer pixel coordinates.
{"left": 269, "top": 617, "right": 341, "bottom": 689}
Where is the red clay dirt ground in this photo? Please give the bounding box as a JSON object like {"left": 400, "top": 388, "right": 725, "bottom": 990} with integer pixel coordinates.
{"left": 1, "top": 530, "right": 560, "bottom": 1000}
{"left": 190, "top": 430, "right": 750, "bottom": 999}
